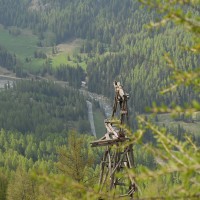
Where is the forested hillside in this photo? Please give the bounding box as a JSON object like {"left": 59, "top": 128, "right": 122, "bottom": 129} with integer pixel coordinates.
{"left": 0, "top": 80, "right": 98, "bottom": 199}
{"left": 0, "top": 0, "right": 143, "bottom": 43}
{"left": 0, "top": 0, "right": 199, "bottom": 114}
{"left": 0, "top": 0, "right": 199, "bottom": 199}
{"left": 0, "top": 80, "right": 89, "bottom": 134}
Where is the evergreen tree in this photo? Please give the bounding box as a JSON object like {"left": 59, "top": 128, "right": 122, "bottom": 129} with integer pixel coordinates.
{"left": 7, "top": 167, "right": 36, "bottom": 200}
{"left": 57, "top": 131, "right": 94, "bottom": 183}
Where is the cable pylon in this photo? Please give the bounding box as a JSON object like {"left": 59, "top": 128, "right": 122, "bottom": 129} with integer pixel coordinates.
{"left": 91, "top": 81, "right": 136, "bottom": 198}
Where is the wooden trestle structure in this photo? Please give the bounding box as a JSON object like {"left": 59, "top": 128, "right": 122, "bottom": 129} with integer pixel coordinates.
{"left": 91, "top": 81, "right": 136, "bottom": 198}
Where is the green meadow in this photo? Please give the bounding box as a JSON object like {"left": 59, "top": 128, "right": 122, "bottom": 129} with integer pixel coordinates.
{"left": 0, "top": 25, "right": 47, "bottom": 57}
{"left": 156, "top": 113, "right": 200, "bottom": 138}
{"left": 0, "top": 25, "right": 86, "bottom": 73}
{"left": 0, "top": 25, "right": 48, "bottom": 72}
{"left": 51, "top": 52, "right": 87, "bottom": 70}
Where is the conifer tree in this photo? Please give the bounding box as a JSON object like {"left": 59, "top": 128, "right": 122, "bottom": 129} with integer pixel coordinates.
{"left": 57, "top": 131, "right": 94, "bottom": 183}
{"left": 7, "top": 167, "right": 36, "bottom": 200}
{"left": 0, "top": 172, "right": 8, "bottom": 200}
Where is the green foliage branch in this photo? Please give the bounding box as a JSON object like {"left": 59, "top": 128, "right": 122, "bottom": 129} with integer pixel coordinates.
{"left": 126, "top": 0, "right": 200, "bottom": 199}
{"left": 2, "top": 1, "right": 199, "bottom": 199}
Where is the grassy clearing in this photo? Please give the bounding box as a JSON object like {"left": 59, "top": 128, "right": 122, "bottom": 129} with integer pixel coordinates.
{"left": 51, "top": 53, "right": 78, "bottom": 68}
{"left": 0, "top": 25, "right": 49, "bottom": 72}
{"left": 0, "top": 25, "right": 48, "bottom": 57}
{"left": 51, "top": 53, "right": 87, "bottom": 70}
{"left": 23, "top": 58, "right": 45, "bottom": 73}
{"left": 156, "top": 113, "right": 200, "bottom": 137}
{"left": 51, "top": 39, "right": 87, "bottom": 70}
{"left": 56, "top": 39, "right": 82, "bottom": 53}
{"left": 0, "top": 25, "right": 87, "bottom": 73}
{"left": 52, "top": 53, "right": 68, "bottom": 67}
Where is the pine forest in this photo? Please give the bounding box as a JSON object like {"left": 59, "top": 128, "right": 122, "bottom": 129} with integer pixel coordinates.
{"left": 0, "top": 0, "right": 199, "bottom": 199}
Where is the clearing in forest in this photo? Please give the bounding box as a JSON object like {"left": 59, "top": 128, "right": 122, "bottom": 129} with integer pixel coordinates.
{"left": 0, "top": 25, "right": 87, "bottom": 72}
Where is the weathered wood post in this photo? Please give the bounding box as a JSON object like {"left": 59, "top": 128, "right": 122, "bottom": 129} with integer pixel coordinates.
{"left": 91, "top": 81, "right": 136, "bottom": 198}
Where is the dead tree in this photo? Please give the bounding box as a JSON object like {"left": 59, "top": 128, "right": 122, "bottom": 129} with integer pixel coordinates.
{"left": 91, "top": 81, "right": 136, "bottom": 198}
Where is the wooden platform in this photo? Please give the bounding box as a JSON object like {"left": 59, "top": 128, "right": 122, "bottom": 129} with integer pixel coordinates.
{"left": 91, "top": 119, "right": 129, "bottom": 147}
{"left": 91, "top": 134, "right": 129, "bottom": 147}
{"left": 91, "top": 81, "right": 136, "bottom": 198}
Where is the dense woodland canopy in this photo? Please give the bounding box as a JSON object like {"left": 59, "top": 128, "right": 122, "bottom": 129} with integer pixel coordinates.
{"left": 0, "top": 80, "right": 98, "bottom": 199}
{"left": 0, "top": 0, "right": 199, "bottom": 113}
{"left": 0, "top": 80, "right": 90, "bottom": 134}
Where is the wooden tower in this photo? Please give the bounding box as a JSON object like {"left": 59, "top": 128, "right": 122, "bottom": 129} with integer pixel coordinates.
{"left": 91, "top": 81, "right": 136, "bottom": 198}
